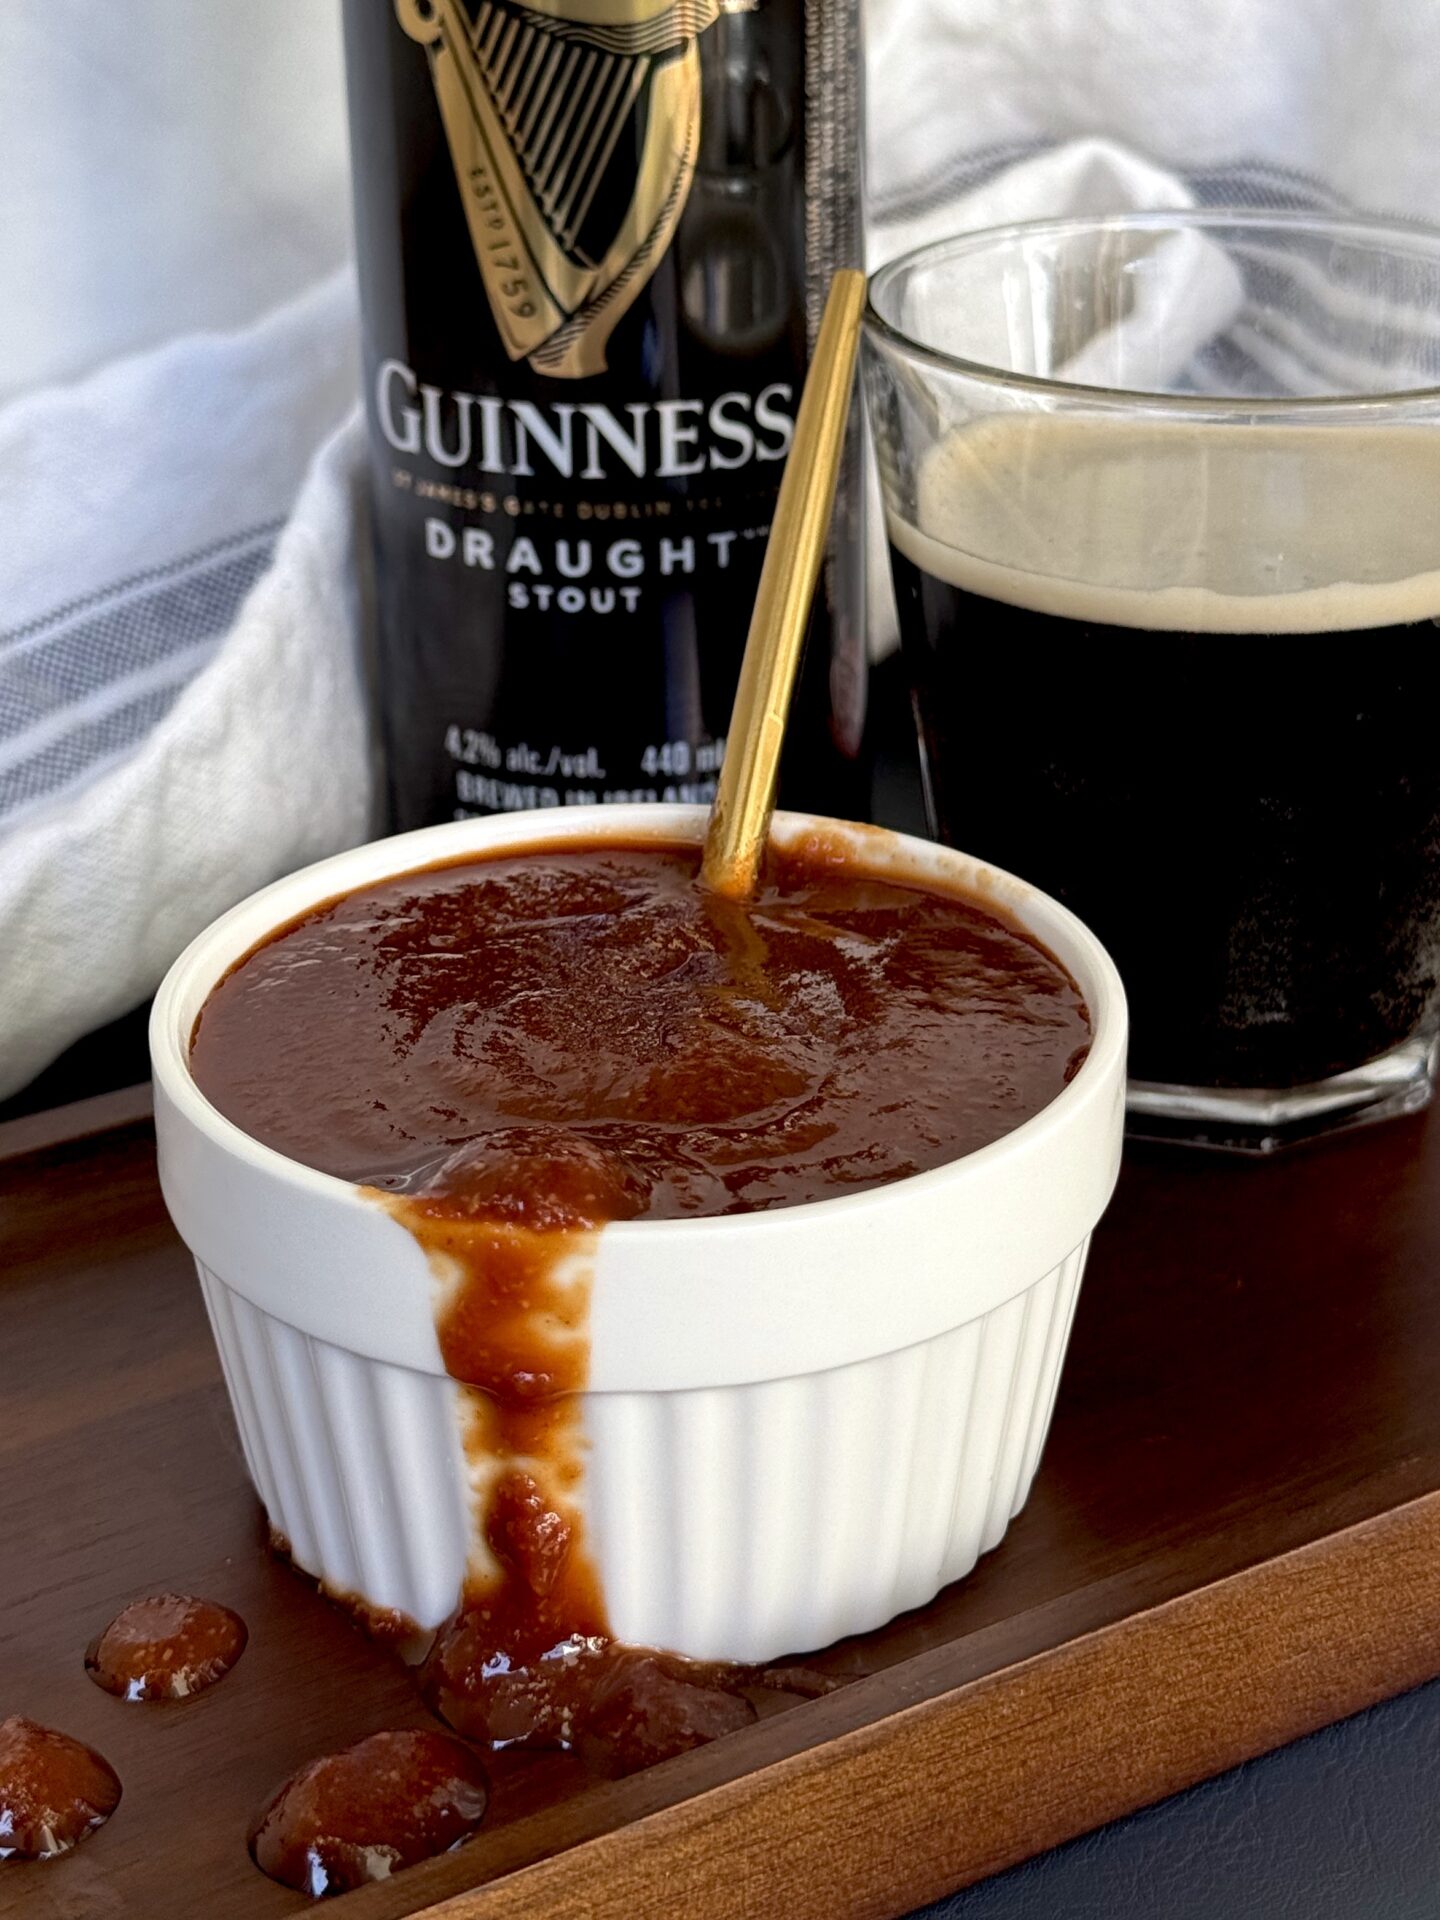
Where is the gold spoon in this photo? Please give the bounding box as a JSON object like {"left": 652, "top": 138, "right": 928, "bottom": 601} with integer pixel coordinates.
{"left": 700, "top": 269, "right": 867, "bottom": 899}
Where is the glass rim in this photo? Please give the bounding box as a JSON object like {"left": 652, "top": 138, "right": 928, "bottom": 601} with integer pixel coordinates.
{"left": 863, "top": 206, "right": 1440, "bottom": 412}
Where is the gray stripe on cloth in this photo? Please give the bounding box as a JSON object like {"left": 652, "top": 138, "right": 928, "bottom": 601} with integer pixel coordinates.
{"left": 0, "top": 678, "right": 192, "bottom": 825}
{"left": 0, "top": 520, "right": 281, "bottom": 824}
{"left": 1, "top": 520, "right": 285, "bottom": 648}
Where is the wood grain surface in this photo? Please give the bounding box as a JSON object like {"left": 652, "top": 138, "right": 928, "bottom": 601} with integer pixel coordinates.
{"left": 4, "top": 1101, "right": 1440, "bottom": 1918}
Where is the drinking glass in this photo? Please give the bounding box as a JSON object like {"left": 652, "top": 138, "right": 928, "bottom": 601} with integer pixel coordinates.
{"left": 864, "top": 211, "right": 1440, "bottom": 1149}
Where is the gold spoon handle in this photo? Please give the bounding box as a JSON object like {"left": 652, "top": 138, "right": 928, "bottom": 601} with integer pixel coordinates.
{"left": 700, "top": 268, "right": 868, "bottom": 899}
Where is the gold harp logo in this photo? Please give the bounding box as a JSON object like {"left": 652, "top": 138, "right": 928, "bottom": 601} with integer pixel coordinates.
{"left": 397, "top": 0, "right": 721, "bottom": 379}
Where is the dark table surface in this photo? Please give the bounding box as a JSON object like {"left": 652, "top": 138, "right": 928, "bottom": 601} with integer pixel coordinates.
{"left": 917, "top": 1675, "right": 1440, "bottom": 1919}
{"left": 7, "top": 659, "right": 1440, "bottom": 1918}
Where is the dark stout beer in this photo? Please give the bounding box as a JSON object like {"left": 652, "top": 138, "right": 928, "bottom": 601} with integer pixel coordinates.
{"left": 343, "top": 0, "right": 864, "bottom": 828}
{"left": 887, "top": 414, "right": 1440, "bottom": 1090}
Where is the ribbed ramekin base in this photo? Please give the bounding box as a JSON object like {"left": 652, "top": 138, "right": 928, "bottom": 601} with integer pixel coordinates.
{"left": 196, "top": 1237, "right": 1088, "bottom": 1660}
{"left": 586, "top": 1239, "right": 1088, "bottom": 1658}
{"left": 197, "top": 1263, "right": 472, "bottom": 1629}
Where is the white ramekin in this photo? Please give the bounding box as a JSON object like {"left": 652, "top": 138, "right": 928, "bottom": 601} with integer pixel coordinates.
{"left": 151, "top": 806, "right": 1126, "bottom": 1663}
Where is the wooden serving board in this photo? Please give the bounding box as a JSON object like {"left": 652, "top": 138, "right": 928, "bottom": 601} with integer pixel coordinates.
{"left": 5, "top": 1088, "right": 1440, "bottom": 1920}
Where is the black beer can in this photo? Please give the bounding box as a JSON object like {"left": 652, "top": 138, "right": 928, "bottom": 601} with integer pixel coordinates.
{"left": 343, "top": 0, "right": 866, "bottom": 827}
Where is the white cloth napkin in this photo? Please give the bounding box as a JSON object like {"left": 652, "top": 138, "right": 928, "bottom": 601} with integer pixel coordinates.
{"left": 0, "top": 275, "right": 370, "bottom": 1098}
{"left": 862, "top": 0, "right": 1440, "bottom": 232}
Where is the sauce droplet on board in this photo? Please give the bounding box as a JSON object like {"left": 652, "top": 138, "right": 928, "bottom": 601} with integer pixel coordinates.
{"left": 248, "top": 1728, "right": 489, "bottom": 1897}
{"left": 86, "top": 1593, "right": 248, "bottom": 1701}
{"left": 0, "top": 1716, "right": 122, "bottom": 1860}
{"left": 419, "top": 1619, "right": 760, "bottom": 1773}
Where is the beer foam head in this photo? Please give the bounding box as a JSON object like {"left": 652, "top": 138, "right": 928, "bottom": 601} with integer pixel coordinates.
{"left": 890, "top": 414, "right": 1440, "bottom": 633}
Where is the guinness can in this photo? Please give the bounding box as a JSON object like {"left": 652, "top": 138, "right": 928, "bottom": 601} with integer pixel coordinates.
{"left": 343, "top": 0, "right": 866, "bottom": 827}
